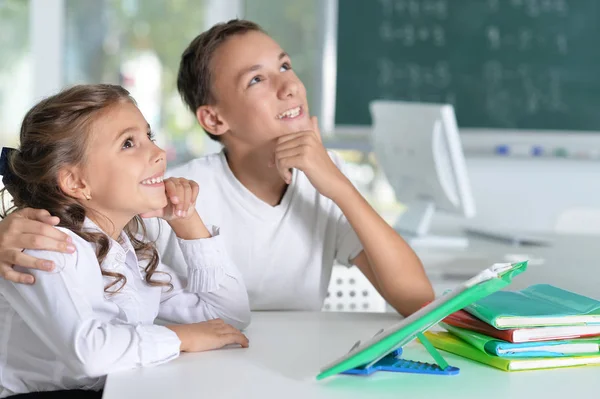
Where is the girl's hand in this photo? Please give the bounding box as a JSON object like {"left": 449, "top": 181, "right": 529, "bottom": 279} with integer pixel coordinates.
{"left": 140, "top": 177, "right": 199, "bottom": 221}
{"left": 167, "top": 319, "right": 249, "bottom": 352}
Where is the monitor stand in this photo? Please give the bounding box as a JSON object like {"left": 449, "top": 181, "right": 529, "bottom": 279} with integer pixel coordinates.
{"left": 394, "top": 201, "right": 469, "bottom": 249}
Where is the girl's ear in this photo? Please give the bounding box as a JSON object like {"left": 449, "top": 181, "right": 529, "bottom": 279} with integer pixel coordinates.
{"left": 196, "top": 105, "right": 229, "bottom": 137}
{"left": 58, "top": 167, "right": 91, "bottom": 201}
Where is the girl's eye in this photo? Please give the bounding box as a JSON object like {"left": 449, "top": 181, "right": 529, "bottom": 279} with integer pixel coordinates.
{"left": 147, "top": 131, "right": 156, "bottom": 142}
{"left": 249, "top": 76, "right": 262, "bottom": 86}
{"left": 122, "top": 138, "right": 134, "bottom": 149}
{"left": 280, "top": 62, "right": 291, "bottom": 72}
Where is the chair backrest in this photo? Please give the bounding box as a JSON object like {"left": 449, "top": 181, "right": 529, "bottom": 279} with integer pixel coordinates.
{"left": 555, "top": 207, "right": 600, "bottom": 235}
{"left": 322, "top": 265, "right": 386, "bottom": 313}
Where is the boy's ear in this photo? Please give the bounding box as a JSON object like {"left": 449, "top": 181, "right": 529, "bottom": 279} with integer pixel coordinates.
{"left": 196, "top": 105, "right": 229, "bottom": 137}
{"left": 58, "top": 167, "right": 91, "bottom": 201}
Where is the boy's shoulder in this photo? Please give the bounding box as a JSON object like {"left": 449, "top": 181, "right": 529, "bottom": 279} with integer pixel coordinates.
{"left": 165, "top": 152, "right": 224, "bottom": 183}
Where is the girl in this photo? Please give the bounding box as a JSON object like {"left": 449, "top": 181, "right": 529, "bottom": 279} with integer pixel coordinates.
{"left": 0, "top": 84, "right": 250, "bottom": 398}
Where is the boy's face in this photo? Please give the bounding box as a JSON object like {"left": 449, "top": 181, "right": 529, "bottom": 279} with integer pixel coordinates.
{"left": 210, "top": 31, "right": 311, "bottom": 147}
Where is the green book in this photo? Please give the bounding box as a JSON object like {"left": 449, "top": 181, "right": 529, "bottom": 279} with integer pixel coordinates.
{"left": 425, "top": 331, "right": 600, "bottom": 371}
{"left": 317, "top": 262, "right": 527, "bottom": 380}
{"left": 441, "top": 323, "right": 600, "bottom": 358}
{"left": 465, "top": 284, "right": 600, "bottom": 329}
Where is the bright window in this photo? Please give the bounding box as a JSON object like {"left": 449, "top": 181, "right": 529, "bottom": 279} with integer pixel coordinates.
{"left": 0, "top": 0, "right": 31, "bottom": 148}
{"left": 64, "top": 0, "right": 208, "bottom": 165}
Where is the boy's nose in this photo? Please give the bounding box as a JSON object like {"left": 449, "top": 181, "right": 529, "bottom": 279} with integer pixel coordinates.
{"left": 278, "top": 78, "right": 299, "bottom": 99}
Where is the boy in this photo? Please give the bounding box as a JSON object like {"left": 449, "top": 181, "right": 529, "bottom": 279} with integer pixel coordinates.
{"left": 0, "top": 20, "right": 433, "bottom": 316}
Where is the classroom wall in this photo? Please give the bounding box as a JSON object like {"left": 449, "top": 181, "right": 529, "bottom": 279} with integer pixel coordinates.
{"left": 457, "top": 130, "right": 600, "bottom": 233}
{"left": 466, "top": 157, "right": 600, "bottom": 233}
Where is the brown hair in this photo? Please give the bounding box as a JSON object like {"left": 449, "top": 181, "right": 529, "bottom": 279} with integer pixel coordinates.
{"left": 0, "top": 84, "right": 170, "bottom": 293}
{"left": 177, "top": 19, "right": 264, "bottom": 141}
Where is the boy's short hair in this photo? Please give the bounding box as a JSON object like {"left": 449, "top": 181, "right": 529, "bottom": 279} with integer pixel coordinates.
{"left": 177, "top": 19, "right": 264, "bottom": 141}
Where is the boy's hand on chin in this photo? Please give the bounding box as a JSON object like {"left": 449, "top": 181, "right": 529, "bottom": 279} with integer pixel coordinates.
{"left": 139, "top": 177, "right": 199, "bottom": 221}
{"left": 271, "top": 116, "right": 353, "bottom": 201}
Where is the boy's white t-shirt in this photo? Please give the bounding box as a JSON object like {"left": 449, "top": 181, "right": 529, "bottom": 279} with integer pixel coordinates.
{"left": 153, "top": 150, "right": 363, "bottom": 311}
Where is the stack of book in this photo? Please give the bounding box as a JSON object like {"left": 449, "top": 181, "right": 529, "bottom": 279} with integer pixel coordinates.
{"left": 424, "top": 284, "right": 600, "bottom": 371}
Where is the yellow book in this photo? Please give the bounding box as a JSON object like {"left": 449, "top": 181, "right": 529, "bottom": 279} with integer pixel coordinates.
{"left": 424, "top": 331, "right": 600, "bottom": 371}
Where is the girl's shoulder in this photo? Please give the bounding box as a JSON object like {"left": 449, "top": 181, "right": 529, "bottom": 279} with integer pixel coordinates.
{"left": 22, "top": 227, "right": 97, "bottom": 273}
{"left": 55, "top": 226, "right": 96, "bottom": 250}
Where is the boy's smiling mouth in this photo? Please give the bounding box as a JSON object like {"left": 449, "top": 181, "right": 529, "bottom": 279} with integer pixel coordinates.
{"left": 276, "top": 105, "right": 303, "bottom": 120}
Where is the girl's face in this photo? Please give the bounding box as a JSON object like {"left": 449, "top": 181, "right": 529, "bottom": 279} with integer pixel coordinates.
{"left": 79, "top": 101, "right": 167, "bottom": 227}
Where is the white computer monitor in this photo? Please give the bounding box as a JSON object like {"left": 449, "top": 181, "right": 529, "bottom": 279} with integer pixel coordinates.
{"left": 370, "top": 100, "right": 476, "bottom": 248}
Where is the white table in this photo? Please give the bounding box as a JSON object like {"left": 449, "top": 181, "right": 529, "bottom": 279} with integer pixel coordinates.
{"left": 104, "top": 233, "right": 600, "bottom": 399}
{"left": 103, "top": 311, "right": 600, "bottom": 399}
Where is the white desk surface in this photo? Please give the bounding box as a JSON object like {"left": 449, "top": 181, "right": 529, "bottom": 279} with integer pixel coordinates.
{"left": 103, "top": 233, "right": 600, "bottom": 399}
{"left": 103, "top": 312, "right": 600, "bottom": 399}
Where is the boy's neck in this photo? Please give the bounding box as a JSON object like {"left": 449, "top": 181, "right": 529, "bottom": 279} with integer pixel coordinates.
{"left": 224, "top": 147, "right": 289, "bottom": 206}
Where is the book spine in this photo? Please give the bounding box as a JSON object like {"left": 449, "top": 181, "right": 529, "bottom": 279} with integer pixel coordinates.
{"left": 444, "top": 316, "right": 515, "bottom": 342}
{"left": 465, "top": 305, "right": 500, "bottom": 329}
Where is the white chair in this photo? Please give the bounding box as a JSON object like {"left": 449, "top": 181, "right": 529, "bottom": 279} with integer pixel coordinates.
{"left": 555, "top": 208, "right": 600, "bottom": 235}
{"left": 322, "top": 265, "right": 386, "bottom": 312}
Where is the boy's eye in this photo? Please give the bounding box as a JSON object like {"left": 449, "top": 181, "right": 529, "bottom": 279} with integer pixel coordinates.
{"left": 122, "top": 138, "right": 134, "bottom": 149}
{"left": 249, "top": 76, "right": 262, "bottom": 86}
{"left": 280, "top": 62, "right": 291, "bottom": 72}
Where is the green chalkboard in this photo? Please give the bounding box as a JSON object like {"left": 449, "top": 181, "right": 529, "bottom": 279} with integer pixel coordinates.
{"left": 335, "top": 0, "right": 600, "bottom": 130}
